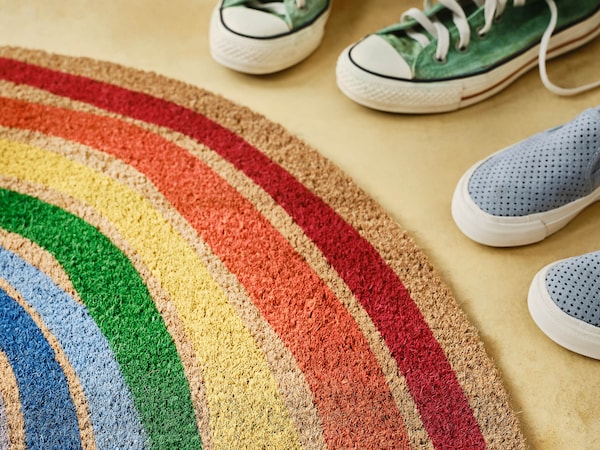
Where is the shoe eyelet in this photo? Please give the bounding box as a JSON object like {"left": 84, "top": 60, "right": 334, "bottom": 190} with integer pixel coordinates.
{"left": 455, "top": 43, "right": 469, "bottom": 53}
{"left": 434, "top": 55, "right": 447, "bottom": 64}
{"left": 476, "top": 28, "right": 488, "bottom": 40}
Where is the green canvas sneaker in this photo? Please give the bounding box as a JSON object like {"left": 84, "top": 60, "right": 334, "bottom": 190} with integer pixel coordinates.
{"left": 210, "top": 0, "right": 331, "bottom": 74}
{"left": 336, "top": 0, "right": 600, "bottom": 113}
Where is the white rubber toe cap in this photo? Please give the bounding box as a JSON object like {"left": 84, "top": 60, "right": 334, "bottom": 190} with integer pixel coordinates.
{"left": 349, "top": 34, "right": 413, "bottom": 79}
{"left": 221, "top": 6, "right": 289, "bottom": 37}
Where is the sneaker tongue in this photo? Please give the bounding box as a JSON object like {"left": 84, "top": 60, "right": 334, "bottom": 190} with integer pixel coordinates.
{"left": 460, "top": 0, "right": 482, "bottom": 17}
{"left": 377, "top": 0, "right": 483, "bottom": 67}
{"left": 223, "top": 0, "right": 321, "bottom": 29}
{"left": 436, "top": 0, "right": 482, "bottom": 21}
{"left": 383, "top": 0, "right": 482, "bottom": 37}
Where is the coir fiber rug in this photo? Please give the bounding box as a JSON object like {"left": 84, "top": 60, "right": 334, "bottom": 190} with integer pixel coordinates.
{"left": 0, "top": 47, "right": 525, "bottom": 449}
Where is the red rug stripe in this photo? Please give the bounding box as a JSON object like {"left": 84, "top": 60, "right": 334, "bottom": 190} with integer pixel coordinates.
{"left": 0, "top": 57, "right": 487, "bottom": 449}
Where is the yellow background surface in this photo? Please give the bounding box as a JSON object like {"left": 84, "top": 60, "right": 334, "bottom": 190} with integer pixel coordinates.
{"left": 1, "top": 1, "right": 599, "bottom": 448}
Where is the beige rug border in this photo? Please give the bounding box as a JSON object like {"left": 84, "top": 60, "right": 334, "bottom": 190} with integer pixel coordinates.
{"left": 0, "top": 46, "right": 527, "bottom": 449}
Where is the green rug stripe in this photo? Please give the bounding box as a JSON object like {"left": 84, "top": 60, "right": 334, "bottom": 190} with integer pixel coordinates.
{"left": 0, "top": 187, "right": 201, "bottom": 449}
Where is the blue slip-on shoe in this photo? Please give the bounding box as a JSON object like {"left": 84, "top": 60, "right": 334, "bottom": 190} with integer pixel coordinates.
{"left": 210, "top": 0, "right": 331, "bottom": 74}
{"left": 452, "top": 106, "right": 600, "bottom": 247}
{"left": 529, "top": 251, "right": 600, "bottom": 359}
{"left": 336, "top": 0, "right": 600, "bottom": 113}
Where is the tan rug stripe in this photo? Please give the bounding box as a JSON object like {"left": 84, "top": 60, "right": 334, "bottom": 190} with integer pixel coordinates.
{"left": 0, "top": 229, "right": 83, "bottom": 306}
{"left": 0, "top": 348, "right": 25, "bottom": 448}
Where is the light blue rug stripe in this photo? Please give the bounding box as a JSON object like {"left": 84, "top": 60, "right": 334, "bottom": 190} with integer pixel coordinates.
{"left": 0, "top": 245, "right": 148, "bottom": 449}
{"left": 0, "top": 390, "right": 8, "bottom": 450}
{"left": 0, "top": 286, "right": 81, "bottom": 450}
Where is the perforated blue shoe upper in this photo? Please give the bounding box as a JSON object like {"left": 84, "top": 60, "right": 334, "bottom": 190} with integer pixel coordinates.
{"left": 468, "top": 107, "right": 600, "bottom": 217}
{"left": 546, "top": 251, "right": 600, "bottom": 328}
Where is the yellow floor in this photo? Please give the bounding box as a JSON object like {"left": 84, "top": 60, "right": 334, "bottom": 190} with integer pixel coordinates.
{"left": 2, "top": 1, "right": 600, "bottom": 448}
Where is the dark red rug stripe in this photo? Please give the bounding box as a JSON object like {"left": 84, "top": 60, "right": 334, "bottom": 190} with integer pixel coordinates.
{"left": 0, "top": 57, "right": 486, "bottom": 448}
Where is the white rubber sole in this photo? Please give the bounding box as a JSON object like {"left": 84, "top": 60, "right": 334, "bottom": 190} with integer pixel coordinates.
{"left": 209, "top": 4, "right": 330, "bottom": 74}
{"left": 336, "top": 8, "right": 600, "bottom": 113}
{"left": 451, "top": 156, "right": 600, "bottom": 247}
{"left": 528, "top": 260, "right": 600, "bottom": 360}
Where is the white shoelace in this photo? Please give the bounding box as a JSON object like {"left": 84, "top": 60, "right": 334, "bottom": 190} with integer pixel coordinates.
{"left": 402, "top": 0, "right": 600, "bottom": 96}
{"left": 539, "top": 0, "right": 600, "bottom": 95}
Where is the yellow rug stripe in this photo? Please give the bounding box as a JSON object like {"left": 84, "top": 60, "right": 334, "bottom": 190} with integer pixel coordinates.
{"left": 0, "top": 139, "right": 302, "bottom": 449}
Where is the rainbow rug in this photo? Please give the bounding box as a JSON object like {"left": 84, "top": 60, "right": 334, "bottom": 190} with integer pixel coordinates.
{"left": 0, "top": 47, "right": 525, "bottom": 449}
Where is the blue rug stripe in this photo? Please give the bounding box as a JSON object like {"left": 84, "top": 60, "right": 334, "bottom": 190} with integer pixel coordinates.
{"left": 0, "top": 286, "right": 82, "bottom": 450}
{"left": 0, "top": 245, "right": 148, "bottom": 449}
